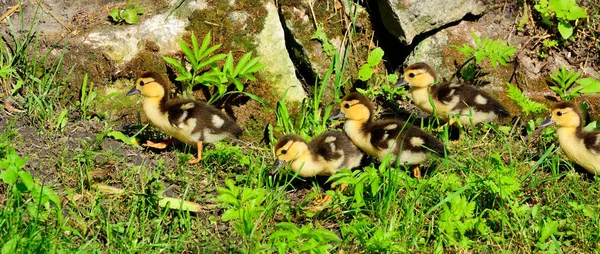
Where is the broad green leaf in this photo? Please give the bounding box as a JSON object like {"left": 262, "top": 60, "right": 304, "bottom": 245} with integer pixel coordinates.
{"left": 107, "top": 131, "right": 140, "bottom": 147}
{"left": 538, "top": 219, "right": 558, "bottom": 243}
{"left": 199, "top": 44, "right": 222, "bottom": 61}
{"left": 367, "top": 47, "right": 384, "bottom": 66}
{"left": 179, "top": 40, "right": 197, "bottom": 67}
{"left": 221, "top": 208, "right": 239, "bottom": 221}
{"left": 109, "top": 8, "right": 121, "bottom": 22}
{"left": 567, "top": 6, "right": 587, "bottom": 20}
{"left": 162, "top": 56, "right": 188, "bottom": 75}
{"left": 122, "top": 9, "right": 139, "bottom": 24}
{"left": 233, "top": 52, "right": 252, "bottom": 77}
{"left": 223, "top": 52, "right": 234, "bottom": 74}
{"left": 233, "top": 79, "right": 243, "bottom": 91}
{"left": 243, "top": 62, "right": 267, "bottom": 74}
{"left": 576, "top": 78, "right": 600, "bottom": 94}
{"left": 557, "top": 21, "right": 573, "bottom": 39}
{"left": 197, "top": 53, "right": 227, "bottom": 70}
{"left": 0, "top": 168, "right": 18, "bottom": 184}
{"left": 18, "top": 170, "right": 34, "bottom": 191}
{"left": 358, "top": 66, "right": 374, "bottom": 81}
{"left": 241, "top": 73, "right": 258, "bottom": 82}
{"left": 1, "top": 238, "right": 18, "bottom": 254}
{"left": 584, "top": 121, "right": 599, "bottom": 132}
{"left": 191, "top": 32, "right": 199, "bottom": 60}
{"left": 199, "top": 31, "right": 211, "bottom": 57}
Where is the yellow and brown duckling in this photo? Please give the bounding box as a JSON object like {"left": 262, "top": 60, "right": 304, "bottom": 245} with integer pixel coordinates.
{"left": 396, "top": 62, "right": 509, "bottom": 125}
{"left": 539, "top": 102, "right": 600, "bottom": 174}
{"left": 273, "top": 131, "right": 364, "bottom": 209}
{"left": 273, "top": 131, "right": 364, "bottom": 177}
{"left": 127, "top": 72, "right": 242, "bottom": 165}
{"left": 330, "top": 92, "right": 446, "bottom": 178}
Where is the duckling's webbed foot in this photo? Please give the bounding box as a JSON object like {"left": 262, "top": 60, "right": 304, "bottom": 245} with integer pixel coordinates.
{"left": 412, "top": 166, "right": 422, "bottom": 180}
{"left": 143, "top": 138, "right": 177, "bottom": 149}
{"left": 187, "top": 141, "right": 204, "bottom": 165}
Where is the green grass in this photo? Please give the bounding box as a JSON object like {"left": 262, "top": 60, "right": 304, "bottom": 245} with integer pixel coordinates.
{"left": 2, "top": 111, "right": 600, "bottom": 252}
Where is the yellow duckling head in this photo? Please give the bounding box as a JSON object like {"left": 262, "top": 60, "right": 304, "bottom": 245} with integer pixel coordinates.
{"left": 127, "top": 72, "right": 169, "bottom": 99}
{"left": 395, "top": 62, "right": 436, "bottom": 88}
{"left": 540, "top": 102, "right": 582, "bottom": 130}
{"left": 330, "top": 92, "right": 373, "bottom": 122}
{"left": 272, "top": 135, "right": 308, "bottom": 173}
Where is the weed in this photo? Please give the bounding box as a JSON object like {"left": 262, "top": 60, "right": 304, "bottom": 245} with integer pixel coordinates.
{"left": 534, "top": 0, "right": 588, "bottom": 40}
{"left": 356, "top": 47, "right": 405, "bottom": 101}
{"left": 506, "top": 82, "right": 547, "bottom": 115}
{"left": 268, "top": 222, "right": 341, "bottom": 253}
{"left": 109, "top": 7, "right": 145, "bottom": 25}
{"left": 163, "top": 32, "right": 266, "bottom": 103}
{"left": 548, "top": 67, "right": 600, "bottom": 100}
{"left": 454, "top": 32, "right": 517, "bottom": 70}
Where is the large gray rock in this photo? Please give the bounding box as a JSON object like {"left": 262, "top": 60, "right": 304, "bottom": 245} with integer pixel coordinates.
{"left": 256, "top": 2, "right": 306, "bottom": 103}
{"left": 377, "top": 0, "right": 485, "bottom": 45}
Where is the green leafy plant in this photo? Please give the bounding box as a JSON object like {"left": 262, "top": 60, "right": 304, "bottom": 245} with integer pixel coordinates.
{"left": 534, "top": 0, "right": 588, "bottom": 40}
{"left": 215, "top": 179, "right": 267, "bottom": 243}
{"left": 548, "top": 67, "right": 600, "bottom": 101}
{"left": 268, "top": 222, "right": 341, "bottom": 253}
{"left": 454, "top": 32, "right": 517, "bottom": 70}
{"left": 436, "top": 195, "right": 478, "bottom": 249}
{"left": 506, "top": 82, "right": 547, "bottom": 115}
{"left": 163, "top": 32, "right": 266, "bottom": 104}
{"left": 358, "top": 47, "right": 384, "bottom": 81}
{"left": 311, "top": 25, "right": 337, "bottom": 59}
{"left": 109, "top": 7, "right": 145, "bottom": 24}
{"left": 0, "top": 147, "right": 61, "bottom": 221}
{"left": 356, "top": 47, "right": 405, "bottom": 103}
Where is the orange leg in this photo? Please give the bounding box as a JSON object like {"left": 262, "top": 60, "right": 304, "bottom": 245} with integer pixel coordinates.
{"left": 311, "top": 183, "right": 348, "bottom": 211}
{"left": 144, "top": 138, "right": 177, "bottom": 149}
{"left": 187, "top": 141, "right": 203, "bottom": 165}
{"left": 412, "top": 165, "right": 422, "bottom": 180}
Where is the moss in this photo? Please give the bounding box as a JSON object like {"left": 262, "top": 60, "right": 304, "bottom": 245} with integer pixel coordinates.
{"left": 186, "top": 0, "right": 267, "bottom": 55}
{"left": 121, "top": 51, "right": 167, "bottom": 76}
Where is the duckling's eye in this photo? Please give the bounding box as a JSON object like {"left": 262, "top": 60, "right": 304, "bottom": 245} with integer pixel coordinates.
{"left": 408, "top": 73, "right": 415, "bottom": 78}
{"left": 344, "top": 103, "right": 350, "bottom": 109}
{"left": 556, "top": 111, "right": 563, "bottom": 116}
{"left": 281, "top": 149, "right": 287, "bottom": 155}
{"left": 139, "top": 80, "right": 145, "bottom": 86}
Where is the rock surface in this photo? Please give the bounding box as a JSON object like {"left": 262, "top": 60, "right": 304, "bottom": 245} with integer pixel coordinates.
{"left": 256, "top": 2, "right": 306, "bottom": 102}
{"left": 377, "top": 0, "right": 485, "bottom": 45}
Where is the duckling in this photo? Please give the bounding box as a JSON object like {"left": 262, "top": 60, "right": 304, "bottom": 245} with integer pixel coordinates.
{"left": 127, "top": 72, "right": 242, "bottom": 165}
{"left": 396, "top": 62, "right": 509, "bottom": 125}
{"left": 330, "top": 92, "right": 445, "bottom": 178}
{"left": 273, "top": 131, "right": 363, "bottom": 209}
{"left": 273, "top": 131, "right": 363, "bottom": 177}
{"left": 539, "top": 102, "right": 600, "bottom": 174}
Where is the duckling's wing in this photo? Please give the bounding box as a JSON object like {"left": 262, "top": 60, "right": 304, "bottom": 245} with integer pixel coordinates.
{"left": 309, "top": 131, "right": 343, "bottom": 161}
{"left": 432, "top": 82, "right": 461, "bottom": 105}
{"left": 371, "top": 119, "right": 445, "bottom": 156}
{"left": 165, "top": 99, "right": 242, "bottom": 138}
{"left": 435, "top": 82, "right": 509, "bottom": 117}
{"left": 583, "top": 131, "right": 600, "bottom": 155}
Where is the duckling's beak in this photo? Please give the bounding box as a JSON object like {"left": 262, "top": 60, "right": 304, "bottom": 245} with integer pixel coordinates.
{"left": 394, "top": 79, "right": 408, "bottom": 88}
{"left": 270, "top": 159, "right": 286, "bottom": 174}
{"left": 539, "top": 116, "right": 555, "bottom": 128}
{"left": 127, "top": 87, "right": 141, "bottom": 96}
{"left": 329, "top": 110, "right": 345, "bottom": 120}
